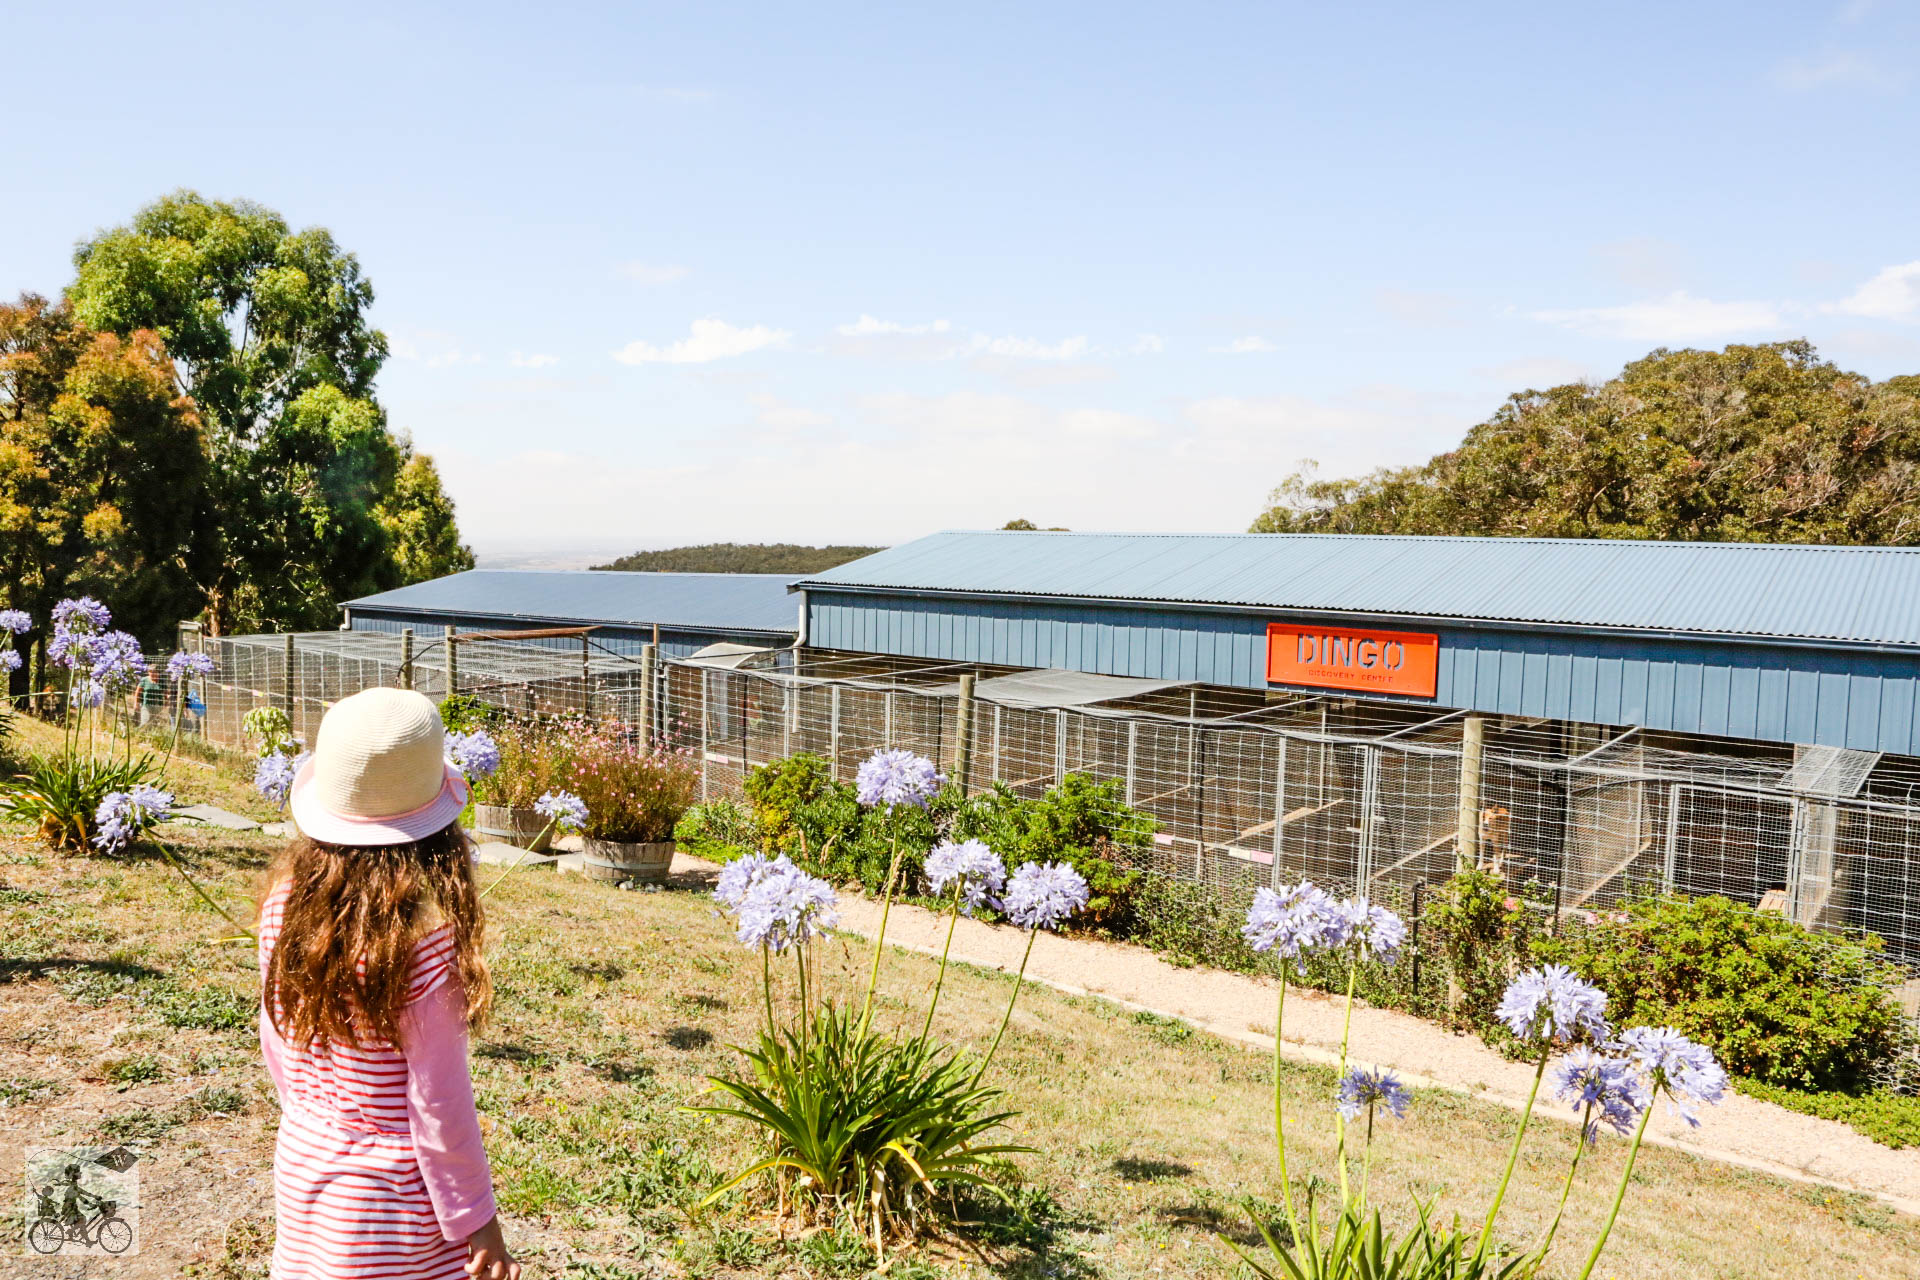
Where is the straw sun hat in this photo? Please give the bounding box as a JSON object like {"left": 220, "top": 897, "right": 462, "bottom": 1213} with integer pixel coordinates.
{"left": 288, "top": 687, "right": 469, "bottom": 846}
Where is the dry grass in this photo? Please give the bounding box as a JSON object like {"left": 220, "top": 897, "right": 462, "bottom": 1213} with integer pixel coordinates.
{"left": 1, "top": 713, "right": 1916, "bottom": 1277}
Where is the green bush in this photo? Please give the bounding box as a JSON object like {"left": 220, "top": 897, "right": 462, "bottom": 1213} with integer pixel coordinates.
{"left": 946, "top": 774, "right": 1152, "bottom": 932}
{"left": 1531, "top": 893, "right": 1906, "bottom": 1089}
{"left": 0, "top": 752, "right": 162, "bottom": 853}
{"left": 1129, "top": 874, "right": 1262, "bottom": 971}
{"left": 1421, "top": 865, "right": 1539, "bottom": 1033}
{"left": 673, "top": 799, "right": 756, "bottom": 861}
{"left": 740, "top": 751, "right": 840, "bottom": 853}
{"left": 1735, "top": 1078, "right": 1920, "bottom": 1149}
{"left": 437, "top": 694, "right": 500, "bottom": 733}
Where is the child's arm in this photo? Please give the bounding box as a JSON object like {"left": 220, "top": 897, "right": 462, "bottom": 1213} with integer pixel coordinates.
{"left": 400, "top": 978, "right": 502, "bottom": 1246}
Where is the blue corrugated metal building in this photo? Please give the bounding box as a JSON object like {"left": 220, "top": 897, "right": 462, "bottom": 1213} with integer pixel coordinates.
{"left": 342, "top": 570, "right": 799, "bottom": 659}
{"left": 795, "top": 531, "right": 1920, "bottom": 754}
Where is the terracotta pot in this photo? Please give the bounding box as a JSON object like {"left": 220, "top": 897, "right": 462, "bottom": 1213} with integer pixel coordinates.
{"left": 579, "top": 837, "right": 675, "bottom": 884}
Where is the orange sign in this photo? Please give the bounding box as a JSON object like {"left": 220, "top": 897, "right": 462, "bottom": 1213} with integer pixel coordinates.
{"left": 1266, "top": 623, "right": 1439, "bottom": 697}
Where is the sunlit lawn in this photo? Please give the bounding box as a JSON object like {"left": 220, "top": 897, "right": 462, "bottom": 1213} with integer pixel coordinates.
{"left": 1, "top": 713, "right": 1915, "bottom": 1278}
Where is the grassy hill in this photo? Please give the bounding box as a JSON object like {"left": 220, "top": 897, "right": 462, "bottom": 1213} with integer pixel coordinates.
{"left": 591, "top": 542, "right": 882, "bottom": 574}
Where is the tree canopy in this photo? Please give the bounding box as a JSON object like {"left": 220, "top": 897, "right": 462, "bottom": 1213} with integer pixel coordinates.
{"left": 1251, "top": 341, "right": 1920, "bottom": 545}
{"left": 593, "top": 543, "right": 882, "bottom": 573}
{"left": 45, "top": 190, "right": 473, "bottom": 632}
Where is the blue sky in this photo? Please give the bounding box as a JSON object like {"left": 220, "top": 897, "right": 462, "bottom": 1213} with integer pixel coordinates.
{"left": 9, "top": 1, "right": 1920, "bottom": 558}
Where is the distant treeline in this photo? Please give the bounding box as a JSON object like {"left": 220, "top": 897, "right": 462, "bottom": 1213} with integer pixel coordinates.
{"left": 592, "top": 543, "right": 884, "bottom": 573}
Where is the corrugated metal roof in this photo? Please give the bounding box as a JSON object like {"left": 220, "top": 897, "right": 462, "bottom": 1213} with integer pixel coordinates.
{"left": 344, "top": 571, "right": 800, "bottom": 634}
{"left": 794, "top": 531, "right": 1920, "bottom": 648}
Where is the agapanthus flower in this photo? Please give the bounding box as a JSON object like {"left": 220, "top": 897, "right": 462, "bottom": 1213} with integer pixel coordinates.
{"left": 0, "top": 649, "right": 19, "bottom": 673}
{"left": 166, "top": 650, "right": 215, "bottom": 682}
{"left": 0, "top": 609, "right": 30, "bottom": 633}
{"left": 52, "top": 597, "right": 110, "bottom": 632}
{"left": 1242, "top": 880, "right": 1337, "bottom": 959}
{"left": 1495, "top": 964, "right": 1611, "bottom": 1045}
{"left": 445, "top": 729, "right": 501, "bottom": 780}
{"left": 535, "top": 789, "right": 589, "bottom": 832}
{"left": 48, "top": 625, "right": 94, "bottom": 669}
{"left": 89, "top": 631, "right": 147, "bottom": 693}
{"left": 92, "top": 785, "right": 174, "bottom": 853}
{"left": 78, "top": 680, "right": 107, "bottom": 708}
{"left": 1551, "top": 1047, "right": 1648, "bottom": 1144}
{"left": 1616, "top": 1026, "right": 1728, "bottom": 1127}
{"left": 254, "top": 751, "right": 308, "bottom": 807}
{"left": 1004, "top": 860, "right": 1090, "bottom": 931}
{"left": 924, "top": 838, "right": 1007, "bottom": 915}
{"left": 1336, "top": 896, "right": 1408, "bottom": 964}
{"left": 735, "top": 863, "right": 839, "bottom": 952}
{"left": 1335, "top": 1066, "right": 1412, "bottom": 1121}
{"left": 714, "top": 852, "right": 792, "bottom": 912}
{"left": 854, "top": 748, "right": 943, "bottom": 809}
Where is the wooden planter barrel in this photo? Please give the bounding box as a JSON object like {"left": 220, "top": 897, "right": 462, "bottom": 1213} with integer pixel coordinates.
{"left": 579, "top": 837, "right": 676, "bottom": 885}
{"left": 472, "top": 804, "right": 550, "bottom": 851}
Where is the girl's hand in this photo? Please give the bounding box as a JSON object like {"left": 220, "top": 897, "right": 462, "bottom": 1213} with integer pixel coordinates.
{"left": 464, "top": 1216, "right": 522, "bottom": 1280}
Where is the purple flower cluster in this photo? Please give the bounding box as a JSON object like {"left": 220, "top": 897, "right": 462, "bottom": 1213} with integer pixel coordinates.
{"left": 1616, "top": 1026, "right": 1729, "bottom": 1127}
{"left": 854, "top": 749, "right": 943, "bottom": 809}
{"left": 0, "top": 609, "right": 30, "bottom": 633}
{"left": 1243, "top": 880, "right": 1336, "bottom": 958}
{"left": 445, "top": 729, "right": 501, "bottom": 780}
{"left": 92, "top": 785, "right": 174, "bottom": 853}
{"left": 89, "top": 631, "right": 146, "bottom": 694}
{"left": 714, "top": 852, "right": 789, "bottom": 911}
{"left": 0, "top": 650, "right": 19, "bottom": 673}
{"left": 925, "top": 838, "right": 1007, "bottom": 916}
{"left": 733, "top": 862, "right": 839, "bottom": 952}
{"left": 1337, "top": 895, "right": 1408, "bottom": 963}
{"left": 1240, "top": 880, "right": 1409, "bottom": 968}
{"left": 1003, "top": 860, "right": 1090, "bottom": 931}
{"left": 1495, "top": 964, "right": 1612, "bottom": 1045}
{"left": 1551, "top": 1047, "right": 1649, "bottom": 1144}
{"left": 254, "top": 751, "right": 309, "bottom": 808}
{"left": 535, "top": 790, "right": 589, "bottom": 832}
{"left": 1336, "top": 1066, "right": 1412, "bottom": 1121}
{"left": 166, "top": 650, "right": 215, "bottom": 682}
{"left": 52, "top": 597, "right": 111, "bottom": 631}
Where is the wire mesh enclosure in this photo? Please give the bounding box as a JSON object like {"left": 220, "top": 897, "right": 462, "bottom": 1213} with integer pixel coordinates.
{"left": 185, "top": 630, "right": 1920, "bottom": 975}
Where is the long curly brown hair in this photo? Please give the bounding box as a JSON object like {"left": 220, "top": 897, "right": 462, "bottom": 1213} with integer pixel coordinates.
{"left": 260, "top": 824, "right": 493, "bottom": 1050}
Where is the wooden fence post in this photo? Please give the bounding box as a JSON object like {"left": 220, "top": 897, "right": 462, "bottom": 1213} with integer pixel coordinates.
{"left": 1456, "top": 715, "right": 1485, "bottom": 871}
{"left": 400, "top": 628, "right": 414, "bottom": 691}
{"left": 954, "top": 674, "right": 976, "bottom": 793}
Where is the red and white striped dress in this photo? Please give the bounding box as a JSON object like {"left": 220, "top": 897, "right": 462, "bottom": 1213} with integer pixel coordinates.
{"left": 259, "top": 888, "right": 498, "bottom": 1280}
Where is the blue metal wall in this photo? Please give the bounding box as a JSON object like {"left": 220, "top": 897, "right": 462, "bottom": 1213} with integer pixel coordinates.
{"left": 806, "top": 589, "right": 1920, "bottom": 754}
{"left": 345, "top": 610, "right": 782, "bottom": 662}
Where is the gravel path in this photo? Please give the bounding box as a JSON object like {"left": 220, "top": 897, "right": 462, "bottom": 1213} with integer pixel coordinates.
{"left": 723, "top": 860, "right": 1920, "bottom": 1215}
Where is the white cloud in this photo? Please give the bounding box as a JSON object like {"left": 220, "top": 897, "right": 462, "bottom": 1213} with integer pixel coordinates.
{"left": 834, "top": 314, "right": 951, "bottom": 336}
{"left": 510, "top": 351, "right": 559, "bottom": 368}
{"left": 1530, "top": 291, "right": 1785, "bottom": 341}
{"left": 964, "top": 333, "right": 1090, "bottom": 360}
{"left": 751, "top": 393, "right": 833, "bottom": 430}
{"left": 612, "top": 318, "right": 792, "bottom": 365}
{"left": 1772, "top": 51, "right": 1903, "bottom": 92}
{"left": 1214, "top": 335, "right": 1277, "bottom": 354}
{"left": 1823, "top": 261, "right": 1920, "bottom": 321}
{"left": 390, "top": 329, "right": 484, "bottom": 367}
{"left": 1130, "top": 333, "right": 1166, "bottom": 355}
{"left": 614, "top": 262, "right": 691, "bottom": 285}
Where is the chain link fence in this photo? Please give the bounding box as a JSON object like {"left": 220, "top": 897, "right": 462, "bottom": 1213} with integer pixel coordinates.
{"left": 183, "top": 628, "right": 1920, "bottom": 989}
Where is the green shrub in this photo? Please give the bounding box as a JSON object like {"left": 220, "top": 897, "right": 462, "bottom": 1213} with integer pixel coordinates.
{"left": 1735, "top": 1078, "right": 1920, "bottom": 1149}
{"left": 438, "top": 694, "right": 499, "bottom": 733}
{"left": 673, "top": 799, "right": 755, "bottom": 861}
{"left": 1531, "top": 893, "right": 1906, "bottom": 1089}
{"left": 946, "top": 774, "right": 1152, "bottom": 932}
{"left": 1130, "top": 874, "right": 1262, "bottom": 971}
{"left": 0, "top": 752, "right": 162, "bottom": 853}
{"left": 741, "top": 751, "right": 840, "bottom": 853}
{"left": 1421, "top": 865, "right": 1539, "bottom": 1032}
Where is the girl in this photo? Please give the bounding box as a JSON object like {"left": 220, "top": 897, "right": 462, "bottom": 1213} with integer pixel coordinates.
{"left": 260, "top": 687, "right": 521, "bottom": 1280}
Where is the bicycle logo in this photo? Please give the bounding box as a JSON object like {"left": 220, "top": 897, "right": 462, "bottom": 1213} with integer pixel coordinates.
{"left": 23, "top": 1146, "right": 140, "bottom": 1257}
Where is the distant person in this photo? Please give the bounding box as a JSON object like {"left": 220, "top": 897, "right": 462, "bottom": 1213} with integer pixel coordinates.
{"left": 258, "top": 688, "right": 521, "bottom": 1280}
{"left": 137, "top": 665, "right": 164, "bottom": 726}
